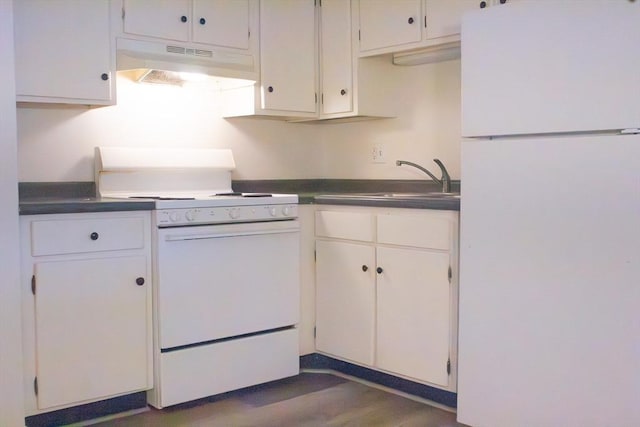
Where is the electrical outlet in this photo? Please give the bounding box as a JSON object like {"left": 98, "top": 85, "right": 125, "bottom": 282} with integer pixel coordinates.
{"left": 371, "top": 144, "right": 386, "bottom": 164}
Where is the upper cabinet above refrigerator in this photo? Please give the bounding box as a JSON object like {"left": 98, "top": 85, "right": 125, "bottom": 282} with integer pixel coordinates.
{"left": 461, "top": 1, "right": 640, "bottom": 138}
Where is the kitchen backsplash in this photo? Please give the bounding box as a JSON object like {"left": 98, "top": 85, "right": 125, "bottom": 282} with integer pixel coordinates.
{"left": 16, "top": 59, "right": 461, "bottom": 182}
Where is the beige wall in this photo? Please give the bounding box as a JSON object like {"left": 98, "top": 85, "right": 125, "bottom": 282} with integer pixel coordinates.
{"left": 17, "top": 59, "right": 461, "bottom": 182}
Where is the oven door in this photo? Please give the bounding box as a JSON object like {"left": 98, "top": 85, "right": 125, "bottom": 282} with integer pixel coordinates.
{"left": 156, "top": 220, "right": 300, "bottom": 350}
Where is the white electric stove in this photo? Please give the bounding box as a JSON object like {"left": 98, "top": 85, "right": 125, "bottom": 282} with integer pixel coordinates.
{"left": 95, "top": 147, "right": 300, "bottom": 408}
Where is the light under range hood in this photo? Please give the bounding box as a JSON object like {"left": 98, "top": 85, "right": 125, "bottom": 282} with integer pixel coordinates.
{"left": 116, "top": 38, "right": 258, "bottom": 87}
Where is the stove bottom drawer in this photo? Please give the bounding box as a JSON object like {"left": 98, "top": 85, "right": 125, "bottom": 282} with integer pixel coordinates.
{"left": 150, "top": 328, "right": 299, "bottom": 408}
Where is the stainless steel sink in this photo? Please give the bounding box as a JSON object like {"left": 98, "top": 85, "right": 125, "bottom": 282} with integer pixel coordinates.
{"left": 323, "top": 192, "right": 460, "bottom": 200}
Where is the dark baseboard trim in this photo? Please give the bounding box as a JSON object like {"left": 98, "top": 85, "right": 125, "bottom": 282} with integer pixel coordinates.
{"left": 24, "top": 392, "right": 147, "bottom": 427}
{"left": 300, "top": 353, "right": 457, "bottom": 408}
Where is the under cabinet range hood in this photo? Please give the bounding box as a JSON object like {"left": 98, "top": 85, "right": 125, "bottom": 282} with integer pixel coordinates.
{"left": 116, "top": 38, "right": 258, "bottom": 85}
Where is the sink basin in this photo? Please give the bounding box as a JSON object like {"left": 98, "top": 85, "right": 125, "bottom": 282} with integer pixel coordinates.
{"left": 323, "top": 192, "right": 460, "bottom": 200}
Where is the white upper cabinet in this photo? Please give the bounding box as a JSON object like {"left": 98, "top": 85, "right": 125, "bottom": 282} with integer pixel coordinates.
{"left": 192, "top": 0, "right": 250, "bottom": 49}
{"left": 358, "top": 0, "right": 422, "bottom": 53}
{"left": 123, "top": 0, "right": 191, "bottom": 42}
{"left": 221, "top": 0, "right": 317, "bottom": 118}
{"left": 260, "top": 0, "right": 317, "bottom": 114}
{"left": 462, "top": 1, "right": 640, "bottom": 137}
{"left": 13, "top": 0, "right": 114, "bottom": 105}
{"left": 358, "top": 0, "right": 514, "bottom": 61}
{"left": 122, "top": 0, "right": 252, "bottom": 51}
{"left": 320, "top": 0, "right": 353, "bottom": 116}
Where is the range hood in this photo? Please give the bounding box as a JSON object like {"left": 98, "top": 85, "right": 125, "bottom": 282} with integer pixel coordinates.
{"left": 116, "top": 38, "right": 258, "bottom": 84}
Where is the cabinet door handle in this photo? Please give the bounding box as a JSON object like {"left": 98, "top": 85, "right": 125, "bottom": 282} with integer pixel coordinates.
{"left": 407, "top": 17, "right": 415, "bottom": 24}
{"left": 267, "top": 86, "right": 274, "bottom": 93}
{"left": 90, "top": 232, "right": 99, "bottom": 241}
{"left": 376, "top": 267, "right": 383, "bottom": 274}
{"left": 479, "top": 1, "right": 487, "bottom": 8}
{"left": 362, "top": 265, "right": 368, "bottom": 272}
{"left": 101, "top": 73, "right": 109, "bottom": 81}
{"left": 180, "top": 15, "right": 188, "bottom": 23}
{"left": 199, "top": 17, "right": 206, "bottom": 25}
{"left": 340, "top": 89, "right": 347, "bottom": 96}
{"left": 136, "top": 277, "right": 145, "bottom": 286}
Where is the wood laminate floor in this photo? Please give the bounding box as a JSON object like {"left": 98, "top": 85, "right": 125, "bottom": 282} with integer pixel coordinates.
{"left": 89, "top": 373, "right": 467, "bottom": 427}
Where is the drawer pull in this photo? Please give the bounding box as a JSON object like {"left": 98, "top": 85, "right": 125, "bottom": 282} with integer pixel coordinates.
{"left": 90, "top": 232, "right": 99, "bottom": 241}
{"left": 362, "top": 265, "right": 368, "bottom": 272}
{"left": 136, "top": 277, "right": 145, "bottom": 286}
{"left": 376, "top": 267, "right": 383, "bottom": 274}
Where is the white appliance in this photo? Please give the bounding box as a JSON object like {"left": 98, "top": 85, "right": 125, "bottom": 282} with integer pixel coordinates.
{"left": 458, "top": 2, "right": 640, "bottom": 427}
{"left": 95, "top": 147, "right": 300, "bottom": 408}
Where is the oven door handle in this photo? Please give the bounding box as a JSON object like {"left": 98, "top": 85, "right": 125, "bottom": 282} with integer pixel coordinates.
{"left": 164, "top": 228, "right": 299, "bottom": 242}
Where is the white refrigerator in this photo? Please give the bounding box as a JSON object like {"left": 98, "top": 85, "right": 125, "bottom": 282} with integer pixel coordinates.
{"left": 458, "top": 2, "right": 640, "bottom": 426}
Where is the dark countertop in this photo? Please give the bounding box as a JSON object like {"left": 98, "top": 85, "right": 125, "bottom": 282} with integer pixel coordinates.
{"left": 19, "top": 197, "right": 155, "bottom": 215}
{"left": 19, "top": 180, "right": 460, "bottom": 215}
{"left": 18, "top": 182, "right": 155, "bottom": 215}
{"left": 312, "top": 194, "right": 460, "bottom": 211}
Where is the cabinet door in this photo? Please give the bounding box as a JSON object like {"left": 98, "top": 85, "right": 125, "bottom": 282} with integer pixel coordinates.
{"left": 192, "top": 0, "right": 250, "bottom": 49}
{"left": 123, "top": 0, "right": 190, "bottom": 42}
{"left": 260, "top": 0, "right": 317, "bottom": 113}
{"left": 425, "top": 0, "right": 479, "bottom": 40}
{"left": 320, "top": 0, "right": 353, "bottom": 115}
{"left": 315, "top": 240, "right": 375, "bottom": 366}
{"left": 34, "top": 256, "right": 150, "bottom": 409}
{"left": 376, "top": 246, "right": 451, "bottom": 387}
{"left": 13, "top": 0, "right": 113, "bottom": 104}
{"left": 359, "top": 0, "right": 422, "bottom": 52}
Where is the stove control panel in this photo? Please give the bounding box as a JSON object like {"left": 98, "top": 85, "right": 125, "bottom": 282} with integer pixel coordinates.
{"left": 155, "top": 204, "right": 299, "bottom": 227}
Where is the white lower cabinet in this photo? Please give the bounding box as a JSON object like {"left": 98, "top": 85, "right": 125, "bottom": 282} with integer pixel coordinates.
{"left": 21, "top": 211, "right": 153, "bottom": 415}
{"left": 315, "top": 206, "right": 458, "bottom": 391}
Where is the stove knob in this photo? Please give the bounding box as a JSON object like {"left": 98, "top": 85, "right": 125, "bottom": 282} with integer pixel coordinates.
{"left": 229, "top": 208, "right": 240, "bottom": 219}
{"left": 269, "top": 207, "right": 278, "bottom": 217}
{"left": 185, "top": 210, "right": 195, "bottom": 221}
{"left": 282, "top": 206, "right": 291, "bottom": 216}
{"left": 169, "top": 211, "right": 180, "bottom": 222}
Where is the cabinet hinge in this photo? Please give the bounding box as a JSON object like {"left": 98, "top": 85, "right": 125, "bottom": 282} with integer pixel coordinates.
{"left": 31, "top": 275, "right": 36, "bottom": 295}
{"left": 314, "top": 249, "right": 317, "bottom": 262}
{"left": 447, "top": 358, "right": 451, "bottom": 375}
{"left": 424, "top": 15, "right": 427, "bottom": 28}
{"left": 313, "top": 326, "right": 317, "bottom": 338}
{"left": 248, "top": 29, "right": 250, "bottom": 39}
{"left": 321, "top": 93, "right": 324, "bottom": 105}
{"left": 447, "top": 266, "right": 452, "bottom": 284}
{"left": 121, "top": 6, "right": 125, "bottom": 20}
{"left": 358, "top": 29, "right": 361, "bottom": 41}
{"left": 34, "top": 377, "right": 38, "bottom": 396}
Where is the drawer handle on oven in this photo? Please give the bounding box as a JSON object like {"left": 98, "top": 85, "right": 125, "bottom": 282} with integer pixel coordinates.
{"left": 164, "top": 229, "right": 299, "bottom": 242}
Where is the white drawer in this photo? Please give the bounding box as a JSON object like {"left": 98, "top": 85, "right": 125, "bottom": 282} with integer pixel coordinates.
{"left": 377, "top": 213, "right": 451, "bottom": 250}
{"left": 30, "top": 216, "right": 145, "bottom": 256}
{"left": 315, "top": 210, "right": 375, "bottom": 242}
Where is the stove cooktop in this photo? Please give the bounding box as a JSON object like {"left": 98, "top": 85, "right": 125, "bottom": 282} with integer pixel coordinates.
{"left": 124, "top": 193, "right": 298, "bottom": 209}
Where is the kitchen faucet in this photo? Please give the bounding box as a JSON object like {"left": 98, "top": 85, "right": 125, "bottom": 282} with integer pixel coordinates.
{"left": 396, "top": 159, "right": 451, "bottom": 193}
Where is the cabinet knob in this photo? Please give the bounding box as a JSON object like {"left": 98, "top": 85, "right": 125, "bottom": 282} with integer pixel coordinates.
{"left": 340, "top": 89, "right": 347, "bottom": 96}
{"left": 90, "top": 232, "right": 99, "bottom": 241}
{"left": 362, "top": 265, "right": 368, "bottom": 272}
{"left": 267, "top": 86, "right": 274, "bottom": 93}
{"left": 181, "top": 15, "right": 188, "bottom": 23}
{"left": 199, "top": 17, "right": 206, "bottom": 25}
{"left": 479, "top": 1, "right": 487, "bottom": 8}
{"left": 376, "top": 267, "right": 383, "bottom": 274}
{"left": 499, "top": 0, "right": 507, "bottom": 3}
{"left": 136, "top": 277, "right": 145, "bottom": 286}
{"left": 407, "top": 17, "right": 415, "bottom": 24}
{"left": 101, "top": 73, "right": 109, "bottom": 81}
